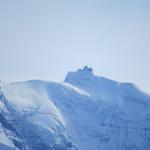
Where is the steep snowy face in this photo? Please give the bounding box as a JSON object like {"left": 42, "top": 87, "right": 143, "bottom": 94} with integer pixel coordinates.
{"left": 0, "top": 67, "right": 150, "bottom": 150}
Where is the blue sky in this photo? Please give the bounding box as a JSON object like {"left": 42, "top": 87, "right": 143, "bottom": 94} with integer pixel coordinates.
{"left": 0, "top": 0, "right": 150, "bottom": 93}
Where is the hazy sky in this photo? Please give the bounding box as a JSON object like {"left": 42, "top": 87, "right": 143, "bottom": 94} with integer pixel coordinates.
{"left": 0, "top": 0, "right": 150, "bottom": 93}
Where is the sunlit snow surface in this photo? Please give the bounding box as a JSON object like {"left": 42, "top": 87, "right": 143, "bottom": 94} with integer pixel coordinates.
{"left": 0, "top": 67, "right": 150, "bottom": 150}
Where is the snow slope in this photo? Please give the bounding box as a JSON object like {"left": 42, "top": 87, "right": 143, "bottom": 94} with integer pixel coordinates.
{"left": 0, "top": 67, "right": 150, "bottom": 150}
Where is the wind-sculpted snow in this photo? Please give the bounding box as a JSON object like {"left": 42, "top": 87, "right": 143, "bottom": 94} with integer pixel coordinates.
{"left": 0, "top": 67, "right": 150, "bottom": 150}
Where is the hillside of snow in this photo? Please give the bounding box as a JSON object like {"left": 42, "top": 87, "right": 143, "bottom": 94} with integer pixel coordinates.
{"left": 0, "top": 67, "right": 150, "bottom": 150}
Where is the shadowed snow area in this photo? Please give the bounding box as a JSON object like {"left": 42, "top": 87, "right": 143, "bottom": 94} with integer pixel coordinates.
{"left": 0, "top": 67, "right": 150, "bottom": 150}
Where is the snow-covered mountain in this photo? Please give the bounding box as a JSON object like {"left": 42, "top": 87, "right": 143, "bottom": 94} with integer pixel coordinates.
{"left": 0, "top": 67, "right": 150, "bottom": 150}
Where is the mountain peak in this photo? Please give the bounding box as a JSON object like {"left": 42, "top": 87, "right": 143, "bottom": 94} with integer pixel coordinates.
{"left": 65, "top": 66, "right": 94, "bottom": 83}
{"left": 83, "top": 65, "right": 93, "bottom": 72}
